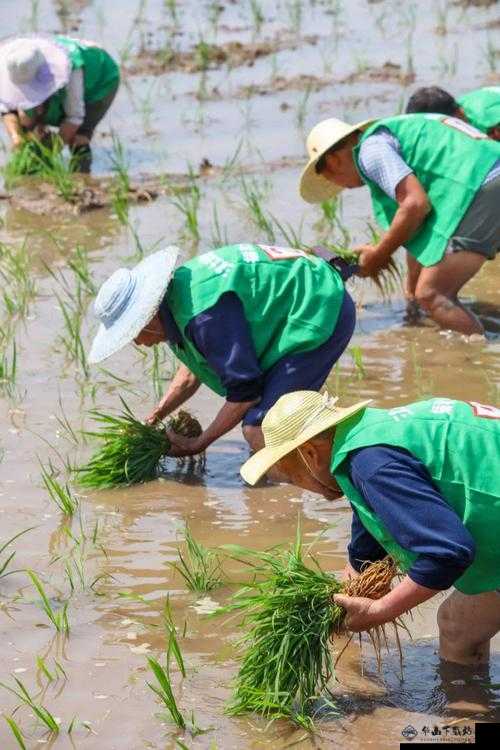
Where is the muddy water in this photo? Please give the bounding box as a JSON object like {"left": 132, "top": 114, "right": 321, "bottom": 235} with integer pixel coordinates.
{"left": 1, "top": 1, "right": 500, "bottom": 748}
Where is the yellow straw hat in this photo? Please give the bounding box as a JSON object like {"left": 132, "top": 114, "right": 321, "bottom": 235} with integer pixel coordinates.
{"left": 240, "top": 391, "right": 372, "bottom": 486}
{"left": 299, "top": 117, "right": 374, "bottom": 203}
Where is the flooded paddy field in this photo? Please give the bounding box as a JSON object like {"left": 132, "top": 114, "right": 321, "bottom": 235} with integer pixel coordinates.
{"left": 1, "top": 0, "right": 499, "bottom": 748}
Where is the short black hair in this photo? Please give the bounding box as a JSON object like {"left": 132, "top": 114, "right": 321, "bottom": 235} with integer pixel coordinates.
{"left": 405, "top": 86, "right": 459, "bottom": 116}
{"left": 314, "top": 130, "right": 360, "bottom": 175}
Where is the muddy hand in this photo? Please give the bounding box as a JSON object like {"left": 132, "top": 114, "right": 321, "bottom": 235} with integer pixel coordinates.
{"left": 354, "top": 244, "right": 390, "bottom": 277}
{"left": 333, "top": 593, "right": 382, "bottom": 632}
{"left": 166, "top": 428, "right": 203, "bottom": 457}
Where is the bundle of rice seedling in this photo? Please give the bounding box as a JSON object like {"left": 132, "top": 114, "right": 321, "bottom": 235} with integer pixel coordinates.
{"left": 309, "top": 243, "right": 402, "bottom": 301}
{"left": 218, "top": 531, "right": 398, "bottom": 726}
{"left": 76, "top": 399, "right": 203, "bottom": 489}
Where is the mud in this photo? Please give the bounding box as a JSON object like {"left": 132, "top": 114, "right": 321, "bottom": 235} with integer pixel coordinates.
{"left": 126, "top": 34, "right": 319, "bottom": 76}
{"left": 1, "top": 0, "right": 499, "bottom": 749}
{"left": 2, "top": 173, "right": 189, "bottom": 215}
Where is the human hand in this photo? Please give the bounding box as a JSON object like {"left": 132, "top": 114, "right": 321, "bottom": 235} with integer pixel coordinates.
{"left": 339, "top": 562, "right": 361, "bottom": 583}
{"left": 145, "top": 407, "right": 165, "bottom": 426}
{"left": 166, "top": 429, "right": 204, "bottom": 457}
{"left": 353, "top": 244, "right": 390, "bottom": 277}
{"left": 333, "top": 593, "right": 383, "bottom": 632}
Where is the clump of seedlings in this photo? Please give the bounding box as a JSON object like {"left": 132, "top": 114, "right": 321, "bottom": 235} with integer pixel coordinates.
{"left": 77, "top": 399, "right": 204, "bottom": 489}
{"left": 218, "top": 531, "right": 399, "bottom": 727}
{"left": 171, "top": 524, "right": 223, "bottom": 592}
{"left": 3, "top": 136, "right": 76, "bottom": 200}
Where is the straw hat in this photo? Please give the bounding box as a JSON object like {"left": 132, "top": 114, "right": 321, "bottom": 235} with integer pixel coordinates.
{"left": 88, "top": 247, "right": 180, "bottom": 365}
{"left": 299, "top": 117, "right": 374, "bottom": 203}
{"left": 0, "top": 35, "right": 71, "bottom": 111}
{"left": 240, "top": 391, "right": 372, "bottom": 486}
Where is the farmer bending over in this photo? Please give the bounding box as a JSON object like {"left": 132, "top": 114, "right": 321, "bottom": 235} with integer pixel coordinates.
{"left": 406, "top": 85, "right": 500, "bottom": 141}
{"left": 0, "top": 35, "right": 119, "bottom": 172}
{"left": 241, "top": 393, "right": 500, "bottom": 666}
{"left": 300, "top": 114, "right": 500, "bottom": 335}
{"left": 88, "top": 244, "right": 355, "bottom": 455}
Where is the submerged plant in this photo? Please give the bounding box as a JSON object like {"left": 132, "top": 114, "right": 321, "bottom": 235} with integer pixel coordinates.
{"left": 218, "top": 530, "right": 398, "bottom": 725}
{"left": 170, "top": 524, "right": 223, "bottom": 592}
{"left": 76, "top": 399, "right": 203, "bottom": 489}
{"left": 26, "top": 570, "right": 70, "bottom": 633}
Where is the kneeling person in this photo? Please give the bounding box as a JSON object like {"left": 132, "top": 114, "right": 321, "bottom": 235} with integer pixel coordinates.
{"left": 241, "top": 393, "right": 500, "bottom": 665}
{"left": 88, "top": 244, "right": 355, "bottom": 454}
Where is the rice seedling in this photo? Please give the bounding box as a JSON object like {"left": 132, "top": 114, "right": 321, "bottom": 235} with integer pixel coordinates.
{"left": 76, "top": 399, "right": 203, "bottom": 489}
{"left": 170, "top": 524, "right": 223, "bottom": 593}
{"left": 248, "top": 0, "right": 265, "bottom": 34}
{"left": 26, "top": 570, "right": 70, "bottom": 633}
{"left": 147, "top": 657, "right": 186, "bottom": 729}
{"left": 210, "top": 203, "right": 229, "bottom": 248}
{"left": 0, "top": 677, "right": 60, "bottom": 734}
{"left": 4, "top": 136, "right": 76, "bottom": 200}
{"left": 149, "top": 344, "right": 174, "bottom": 400}
{"left": 349, "top": 346, "right": 366, "bottom": 380}
{"left": 55, "top": 292, "right": 89, "bottom": 377}
{"left": 286, "top": 0, "right": 303, "bottom": 35}
{"left": 295, "top": 84, "right": 313, "bottom": 130}
{"left": 0, "top": 527, "right": 36, "bottom": 579}
{"left": 240, "top": 178, "right": 275, "bottom": 242}
{"left": 39, "top": 461, "right": 79, "bottom": 516}
{"left": 170, "top": 171, "right": 201, "bottom": 242}
{"left": 217, "top": 529, "right": 398, "bottom": 725}
{"left": 164, "top": 0, "right": 179, "bottom": 26}
{"left": 0, "top": 240, "right": 37, "bottom": 319}
{"left": 4, "top": 715, "right": 27, "bottom": 749}
{"left": 164, "top": 596, "right": 186, "bottom": 676}
{"left": 0, "top": 338, "right": 17, "bottom": 396}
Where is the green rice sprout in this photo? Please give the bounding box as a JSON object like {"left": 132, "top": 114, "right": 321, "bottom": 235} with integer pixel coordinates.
{"left": 146, "top": 657, "right": 186, "bottom": 729}
{"left": 40, "top": 462, "right": 79, "bottom": 516}
{"left": 0, "top": 677, "right": 60, "bottom": 734}
{"left": 26, "top": 570, "right": 69, "bottom": 633}
{"left": 0, "top": 527, "right": 36, "bottom": 579}
{"left": 240, "top": 177, "right": 275, "bottom": 242}
{"left": 76, "top": 399, "right": 203, "bottom": 489}
{"left": 170, "top": 524, "right": 223, "bottom": 593}
{"left": 4, "top": 136, "right": 76, "bottom": 200}
{"left": 164, "top": 596, "right": 186, "bottom": 676}
{"left": 218, "top": 530, "right": 397, "bottom": 725}
{"left": 4, "top": 715, "right": 27, "bottom": 749}
{"left": 0, "top": 338, "right": 17, "bottom": 396}
{"left": 170, "top": 169, "right": 201, "bottom": 241}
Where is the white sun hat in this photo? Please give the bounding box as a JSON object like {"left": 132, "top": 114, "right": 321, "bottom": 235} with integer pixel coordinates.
{"left": 0, "top": 35, "right": 71, "bottom": 111}
{"left": 299, "top": 117, "right": 374, "bottom": 203}
{"left": 240, "top": 390, "right": 372, "bottom": 486}
{"left": 88, "top": 247, "right": 181, "bottom": 365}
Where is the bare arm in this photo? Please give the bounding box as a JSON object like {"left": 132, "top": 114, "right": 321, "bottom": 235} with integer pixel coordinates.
{"left": 167, "top": 397, "right": 259, "bottom": 456}
{"left": 356, "top": 174, "right": 431, "bottom": 276}
{"left": 334, "top": 574, "right": 438, "bottom": 632}
{"left": 146, "top": 364, "right": 201, "bottom": 424}
{"left": 2, "top": 112, "right": 24, "bottom": 147}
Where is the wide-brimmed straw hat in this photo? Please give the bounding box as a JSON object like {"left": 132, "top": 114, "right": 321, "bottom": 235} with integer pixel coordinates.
{"left": 88, "top": 247, "right": 180, "bottom": 365}
{"left": 0, "top": 35, "right": 71, "bottom": 111}
{"left": 299, "top": 117, "right": 374, "bottom": 203}
{"left": 240, "top": 390, "right": 372, "bottom": 486}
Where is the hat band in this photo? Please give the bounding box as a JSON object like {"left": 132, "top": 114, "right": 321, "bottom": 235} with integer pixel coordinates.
{"left": 98, "top": 272, "right": 138, "bottom": 328}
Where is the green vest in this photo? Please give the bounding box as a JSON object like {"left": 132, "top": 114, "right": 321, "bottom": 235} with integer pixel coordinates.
{"left": 26, "top": 36, "right": 120, "bottom": 126}
{"left": 458, "top": 87, "right": 500, "bottom": 134}
{"left": 354, "top": 114, "right": 500, "bottom": 266}
{"left": 331, "top": 398, "right": 500, "bottom": 595}
{"left": 166, "top": 244, "right": 345, "bottom": 396}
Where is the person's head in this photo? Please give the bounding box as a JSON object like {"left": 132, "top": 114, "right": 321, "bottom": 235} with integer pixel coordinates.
{"left": 405, "top": 86, "right": 463, "bottom": 118}
{"left": 88, "top": 247, "right": 180, "bottom": 365}
{"left": 314, "top": 131, "right": 364, "bottom": 189}
{"left": 240, "top": 391, "right": 372, "bottom": 499}
{"left": 300, "top": 117, "right": 374, "bottom": 203}
{"left": 0, "top": 36, "right": 70, "bottom": 111}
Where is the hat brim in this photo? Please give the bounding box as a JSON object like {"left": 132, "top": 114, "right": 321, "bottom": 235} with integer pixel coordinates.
{"left": 299, "top": 119, "right": 375, "bottom": 204}
{"left": 240, "top": 399, "right": 372, "bottom": 486}
{"left": 88, "top": 247, "right": 180, "bottom": 365}
{"left": 0, "top": 36, "right": 71, "bottom": 110}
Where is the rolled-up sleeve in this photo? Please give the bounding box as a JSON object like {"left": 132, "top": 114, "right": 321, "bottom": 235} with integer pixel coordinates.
{"left": 347, "top": 446, "right": 476, "bottom": 590}
{"left": 185, "top": 292, "right": 264, "bottom": 402}
{"left": 63, "top": 68, "right": 85, "bottom": 126}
